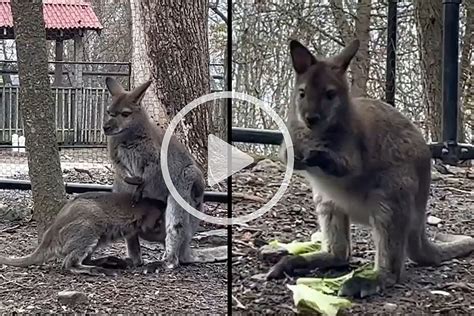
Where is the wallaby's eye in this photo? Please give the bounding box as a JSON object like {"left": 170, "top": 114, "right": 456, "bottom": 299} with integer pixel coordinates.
{"left": 298, "top": 89, "right": 305, "bottom": 99}
{"left": 325, "top": 89, "right": 336, "bottom": 100}
{"left": 121, "top": 111, "right": 132, "bottom": 117}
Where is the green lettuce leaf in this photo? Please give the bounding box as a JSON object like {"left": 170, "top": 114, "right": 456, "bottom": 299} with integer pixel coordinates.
{"left": 287, "top": 284, "right": 352, "bottom": 316}
{"left": 268, "top": 240, "right": 321, "bottom": 255}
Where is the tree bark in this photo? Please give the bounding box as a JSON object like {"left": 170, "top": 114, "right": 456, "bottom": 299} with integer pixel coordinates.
{"left": 459, "top": 0, "right": 473, "bottom": 142}
{"left": 11, "top": 0, "right": 66, "bottom": 239}
{"left": 415, "top": 0, "right": 443, "bottom": 142}
{"left": 130, "top": 0, "right": 168, "bottom": 127}
{"left": 140, "top": 0, "right": 211, "bottom": 171}
{"left": 329, "top": 0, "right": 371, "bottom": 98}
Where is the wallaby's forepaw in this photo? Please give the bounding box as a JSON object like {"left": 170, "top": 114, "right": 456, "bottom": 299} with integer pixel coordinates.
{"left": 303, "top": 149, "right": 348, "bottom": 177}
{"left": 131, "top": 188, "right": 143, "bottom": 205}
{"left": 124, "top": 176, "right": 144, "bottom": 185}
{"left": 338, "top": 275, "right": 382, "bottom": 298}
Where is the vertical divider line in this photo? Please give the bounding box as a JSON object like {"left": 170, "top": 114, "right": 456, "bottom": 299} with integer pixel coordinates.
{"left": 226, "top": 0, "right": 233, "bottom": 313}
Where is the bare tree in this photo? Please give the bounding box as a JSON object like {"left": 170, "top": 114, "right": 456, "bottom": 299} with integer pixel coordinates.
{"left": 130, "top": 0, "right": 168, "bottom": 126}
{"left": 415, "top": 0, "right": 443, "bottom": 142}
{"left": 329, "top": 0, "right": 371, "bottom": 98}
{"left": 459, "top": 1, "right": 473, "bottom": 142}
{"left": 140, "top": 0, "right": 211, "bottom": 170}
{"left": 11, "top": 0, "right": 66, "bottom": 239}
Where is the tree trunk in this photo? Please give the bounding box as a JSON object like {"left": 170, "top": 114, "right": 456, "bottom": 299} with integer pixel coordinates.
{"left": 140, "top": 0, "right": 211, "bottom": 171}
{"left": 11, "top": 0, "right": 66, "bottom": 240}
{"left": 459, "top": 0, "right": 473, "bottom": 142}
{"left": 329, "top": 0, "right": 371, "bottom": 98}
{"left": 415, "top": 0, "right": 443, "bottom": 142}
{"left": 130, "top": 0, "right": 168, "bottom": 127}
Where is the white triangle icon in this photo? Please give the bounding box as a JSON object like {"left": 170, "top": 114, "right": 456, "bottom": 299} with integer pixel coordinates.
{"left": 207, "top": 134, "right": 254, "bottom": 186}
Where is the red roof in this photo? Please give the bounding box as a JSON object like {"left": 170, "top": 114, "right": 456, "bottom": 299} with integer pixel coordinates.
{"left": 0, "top": 0, "right": 102, "bottom": 31}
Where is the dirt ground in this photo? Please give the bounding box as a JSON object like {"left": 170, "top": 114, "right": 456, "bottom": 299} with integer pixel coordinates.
{"left": 0, "top": 168, "right": 228, "bottom": 314}
{"left": 232, "top": 160, "right": 474, "bottom": 315}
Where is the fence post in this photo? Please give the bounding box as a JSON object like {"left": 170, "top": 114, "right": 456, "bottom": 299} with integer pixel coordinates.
{"left": 440, "top": 0, "right": 461, "bottom": 165}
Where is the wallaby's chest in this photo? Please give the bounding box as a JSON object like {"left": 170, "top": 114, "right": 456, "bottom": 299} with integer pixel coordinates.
{"left": 115, "top": 144, "right": 146, "bottom": 172}
{"left": 304, "top": 168, "right": 376, "bottom": 225}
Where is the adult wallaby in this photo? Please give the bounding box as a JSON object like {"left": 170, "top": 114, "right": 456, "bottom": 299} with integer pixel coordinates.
{"left": 0, "top": 192, "right": 165, "bottom": 276}
{"left": 271, "top": 39, "right": 474, "bottom": 298}
{"left": 103, "top": 77, "right": 226, "bottom": 270}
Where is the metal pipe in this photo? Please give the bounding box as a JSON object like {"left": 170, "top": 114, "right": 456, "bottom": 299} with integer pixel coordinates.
{"left": 385, "top": 0, "right": 397, "bottom": 106}
{"left": 0, "top": 178, "right": 228, "bottom": 203}
{"left": 232, "top": 127, "right": 283, "bottom": 145}
{"left": 441, "top": 0, "right": 461, "bottom": 143}
{"left": 230, "top": 127, "right": 474, "bottom": 159}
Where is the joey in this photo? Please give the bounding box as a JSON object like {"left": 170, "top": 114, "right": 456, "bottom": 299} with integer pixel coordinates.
{"left": 0, "top": 192, "right": 165, "bottom": 276}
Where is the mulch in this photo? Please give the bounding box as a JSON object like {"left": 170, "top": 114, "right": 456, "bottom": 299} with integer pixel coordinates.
{"left": 0, "top": 167, "right": 228, "bottom": 314}
{"left": 232, "top": 160, "right": 474, "bottom": 315}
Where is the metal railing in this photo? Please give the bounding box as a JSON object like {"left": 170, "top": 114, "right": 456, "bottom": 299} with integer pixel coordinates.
{"left": 0, "top": 86, "right": 110, "bottom": 144}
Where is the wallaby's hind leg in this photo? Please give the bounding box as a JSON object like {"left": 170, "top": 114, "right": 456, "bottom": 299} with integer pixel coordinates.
{"left": 267, "top": 199, "right": 351, "bottom": 279}
{"left": 339, "top": 199, "right": 410, "bottom": 298}
{"left": 59, "top": 227, "right": 118, "bottom": 276}
{"left": 163, "top": 166, "right": 204, "bottom": 270}
{"left": 62, "top": 244, "right": 119, "bottom": 276}
{"left": 163, "top": 196, "right": 186, "bottom": 269}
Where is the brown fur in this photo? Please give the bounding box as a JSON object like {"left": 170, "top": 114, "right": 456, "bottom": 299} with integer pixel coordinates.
{"left": 271, "top": 39, "right": 474, "bottom": 298}
{"left": 0, "top": 192, "right": 165, "bottom": 276}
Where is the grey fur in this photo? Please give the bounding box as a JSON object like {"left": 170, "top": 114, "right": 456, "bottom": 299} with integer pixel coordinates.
{"left": 0, "top": 192, "right": 165, "bottom": 276}
{"left": 269, "top": 39, "right": 474, "bottom": 298}
{"left": 104, "top": 77, "right": 227, "bottom": 269}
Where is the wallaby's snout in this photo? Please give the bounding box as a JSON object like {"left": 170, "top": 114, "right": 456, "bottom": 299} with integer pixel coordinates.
{"left": 305, "top": 113, "right": 321, "bottom": 128}
{"left": 103, "top": 119, "right": 118, "bottom": 136}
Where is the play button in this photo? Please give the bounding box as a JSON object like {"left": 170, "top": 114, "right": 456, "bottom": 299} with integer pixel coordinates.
{"left": 161, "top": 91, "right": 294, "bottom": 225}
{"left": 207, "top": 134, "right": 254, "bottom": 186}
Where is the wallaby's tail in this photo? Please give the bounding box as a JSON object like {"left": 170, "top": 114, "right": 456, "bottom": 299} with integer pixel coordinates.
{"left": 408, "top": 230, "right": 474, "bottom": 266}
{"left": 0, "top": 229, "right": 54, "bottom": 267}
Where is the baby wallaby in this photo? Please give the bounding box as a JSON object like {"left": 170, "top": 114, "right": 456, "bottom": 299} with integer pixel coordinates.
{"left": 272, "top": 39, "right": 474, "bottom": 298}
{"left": 0, "top": 192, "right": 165, "bottom": 276}
{"left": 103, "top": 77, "right": 226, "bottom": 270}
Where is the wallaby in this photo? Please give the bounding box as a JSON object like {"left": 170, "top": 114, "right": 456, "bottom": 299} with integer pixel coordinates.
{"left": 0, "top": 192, "right": 165, "bottom": 276}
{"left": 103, "top": 77, "right": 227, "bottom": 270}
{"left": 271, "top": 39, "right": 474, "bottom": 298}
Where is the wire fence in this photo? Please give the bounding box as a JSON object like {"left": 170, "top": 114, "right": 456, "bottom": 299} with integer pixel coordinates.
{"left": 0, "top": 61, "right": 225, "bottom": 181}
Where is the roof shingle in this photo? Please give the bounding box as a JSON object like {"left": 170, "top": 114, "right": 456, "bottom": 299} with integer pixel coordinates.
{"left": 0, "top": 0, "right": 102, "bottom": 31}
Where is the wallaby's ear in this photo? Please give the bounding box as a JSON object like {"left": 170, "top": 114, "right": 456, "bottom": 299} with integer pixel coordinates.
{"left": 105, "top": 77, "right": 125, "bottom": 96}
{"left": 129, "top": 79, "right": 152, "bottom": 105}
{"left": 289, "top": 40, "right": 317, "bottom": 74}
{"left": 331, "top": 39, "right": 360, "bottom": 73}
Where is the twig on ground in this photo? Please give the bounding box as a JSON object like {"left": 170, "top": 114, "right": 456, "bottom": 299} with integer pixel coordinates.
{"left": 232, "top": 193, "right": 266, "bottom": 203}
{"left": 104, "top": 165, "right": 114, "bottom": 173}
{"left": 445, "top": 187, "right": 473, "bottom": 195}
{"left": 74, "top": 167, "right": 94, "bottom": 179}
{"left": 233, "top": 239, "right": 257, "bottom": 250}
{"left": 0, "top": 224, "right": 20, "bottom": 233}
{"left": 232, "top": 295, "right": 247, "bottom": 310}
